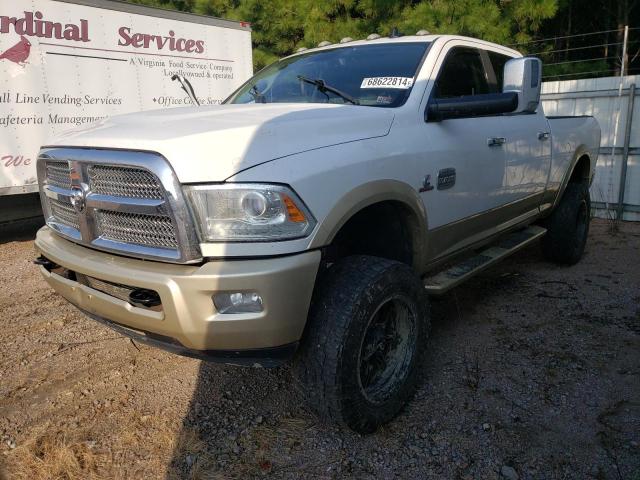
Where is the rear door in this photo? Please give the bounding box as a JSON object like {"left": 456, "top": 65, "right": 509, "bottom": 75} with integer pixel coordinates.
{"left": 486, "top": 50, "right": 551, "bottom": 211}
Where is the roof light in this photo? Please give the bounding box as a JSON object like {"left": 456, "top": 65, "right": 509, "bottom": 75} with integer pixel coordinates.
{"left": 416, "top": 30, "right": 430, "bottom": 36}
{"left": 366, "top": 33, "right": 381, "bottom": 40}
{"left": 339, "top": 37, "right": 353, "bottom": 44}
{"left": 317, "top": 41, "right": 332, "bottom": 47}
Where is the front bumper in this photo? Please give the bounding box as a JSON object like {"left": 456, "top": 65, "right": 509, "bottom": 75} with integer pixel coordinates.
{"left": 35, "top": 227, "right": 320, "bottom": 364}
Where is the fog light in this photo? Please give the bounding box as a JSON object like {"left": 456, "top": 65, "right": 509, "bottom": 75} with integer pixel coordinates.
{"left": 213, "top": 292, "right": 263, "bottom": 314}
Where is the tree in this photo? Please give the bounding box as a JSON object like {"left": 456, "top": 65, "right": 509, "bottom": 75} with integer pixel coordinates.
{"left": 533, "top": 0, "right": 640, "bottom": 80}
{"left": 127, "top": 0, "right": 559, "bottom": 70}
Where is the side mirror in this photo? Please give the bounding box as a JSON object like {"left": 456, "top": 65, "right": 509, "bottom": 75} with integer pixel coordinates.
{"left": 503, "top": 57, "right": 542, "bottom": 113}
{"left": 425, "top": 92, "right": 518, "bottom": 122}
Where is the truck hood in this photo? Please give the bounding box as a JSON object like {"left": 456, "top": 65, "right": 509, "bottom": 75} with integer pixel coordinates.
{"left": 50, "top": 103, "right": 395, "bottom": 183}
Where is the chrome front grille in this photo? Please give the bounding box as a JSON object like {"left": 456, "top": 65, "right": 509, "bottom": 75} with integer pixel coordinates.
{"left": 96, "top": 211, "right": 178, "bottom": 249}
{"left": 37, "top": 149, "right": 201, "bottom": 263}
{"left": 88, "top": 165, "right": 164, "bottom": 199}
{"left": 49, "top": 197, "right": 80, "bottom": 230}
{"left": 46, "top": 161, "right": 73, "bottom": 190}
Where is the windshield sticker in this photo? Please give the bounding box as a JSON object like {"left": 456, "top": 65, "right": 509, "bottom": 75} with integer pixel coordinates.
{"left": 376, "top": 95, "right": 394, "bottom": 104}
{"left": 360, "top": 77, "right": 414, "bottom": 89}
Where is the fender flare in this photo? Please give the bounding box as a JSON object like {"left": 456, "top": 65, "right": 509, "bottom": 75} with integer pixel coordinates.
{"left": 551, "top": 144, "right": 594, "bottom": 210}
{"left": 308, "top": 180, "right": 429, "bottom": 271}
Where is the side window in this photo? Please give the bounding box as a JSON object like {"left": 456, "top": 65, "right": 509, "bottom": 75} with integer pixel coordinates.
{"left": 434, "top": 47, "right": 490, "bottom": 99}
{"left": 487, "top": 51, "right": 512, "bottom": 92}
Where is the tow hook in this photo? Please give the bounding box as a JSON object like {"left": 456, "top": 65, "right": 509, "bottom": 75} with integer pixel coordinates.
{"left": 33, "top": 256, "right": 58, "bottom": 271}
{"left": 129, "top": 288, "right": 162, "bottom": 308}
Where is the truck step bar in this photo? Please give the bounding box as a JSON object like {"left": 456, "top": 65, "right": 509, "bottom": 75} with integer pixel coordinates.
{"left": 423, "top": 225, "right": 547, "bottom": 295}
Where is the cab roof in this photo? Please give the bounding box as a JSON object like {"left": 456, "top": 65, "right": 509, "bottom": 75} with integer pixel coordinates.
{"left": 286, "top": 34, "right": 522, "bottom": 60}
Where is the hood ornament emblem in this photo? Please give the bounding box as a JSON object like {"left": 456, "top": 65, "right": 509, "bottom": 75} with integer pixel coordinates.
{"left": 70, "top": 183, "right": 88, "bottom": 213}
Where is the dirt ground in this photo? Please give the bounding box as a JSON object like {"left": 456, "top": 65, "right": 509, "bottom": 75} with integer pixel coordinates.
{"left": 0, "top": 218, "right": 638, "bottom": 480}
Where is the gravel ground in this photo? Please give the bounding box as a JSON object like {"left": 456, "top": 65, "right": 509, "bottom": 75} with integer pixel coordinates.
{"left": 0, "top": 218, "right": 639, "bottom": 480}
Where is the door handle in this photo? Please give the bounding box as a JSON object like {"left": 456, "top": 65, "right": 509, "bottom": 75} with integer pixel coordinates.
{"left": 538, "top": 131, "right": 550, "bottom": 141}
{"left": 487, "top": 137, "right": 506, "bottom": 147}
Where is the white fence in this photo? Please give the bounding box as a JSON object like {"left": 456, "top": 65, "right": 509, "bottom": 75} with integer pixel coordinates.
{"left": 542, "top": 75, "right": 640, "bottom": 221}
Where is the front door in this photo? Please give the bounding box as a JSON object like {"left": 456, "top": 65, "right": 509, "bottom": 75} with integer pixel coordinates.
{"left": 418, "top": 45, "right": 509, "bottom": 257}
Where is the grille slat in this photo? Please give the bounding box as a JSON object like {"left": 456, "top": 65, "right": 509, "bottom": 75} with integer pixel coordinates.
{"left": 46, "top": 161, "right": 72, "bottom": 190}
{"left": 49, "top": 198, "right": 80, "bottom": 230}
{"left": 96, "top": 210, "right": 178, "bottom": 250}
{"left": 89, "top": 165, "right": 164, "bottom": 199}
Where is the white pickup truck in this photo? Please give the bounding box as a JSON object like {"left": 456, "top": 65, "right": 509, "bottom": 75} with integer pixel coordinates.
{"left": 34, "top": 34, "right": 600, "bottom": 433}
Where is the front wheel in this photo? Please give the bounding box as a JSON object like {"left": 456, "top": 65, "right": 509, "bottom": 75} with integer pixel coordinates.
{"left": 541, "top": 181, "right": 590, "bottom": 265}
{"left": 294, "top": 255, "right": 429, "bottom": 433}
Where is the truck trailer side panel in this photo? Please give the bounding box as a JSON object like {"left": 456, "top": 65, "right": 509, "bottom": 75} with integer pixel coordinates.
{"left": 0, "top": 0, "right": 252, "bottom": 197}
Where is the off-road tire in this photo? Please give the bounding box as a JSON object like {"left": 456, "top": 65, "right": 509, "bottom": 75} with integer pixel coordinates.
{"left": 541, "top": 181, "right": 590, "bottom": 265}
{"left": 294, "top": 255, "right": 429, "bottom": 433}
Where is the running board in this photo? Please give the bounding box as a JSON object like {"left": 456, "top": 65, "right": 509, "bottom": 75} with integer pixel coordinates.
{"left": 423, "top": 225, "right": 547, "bottom": 295}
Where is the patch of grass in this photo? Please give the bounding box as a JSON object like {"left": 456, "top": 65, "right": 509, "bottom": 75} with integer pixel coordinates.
{"left": 594, "top": 185, "right": 620, "bottom": 235}
{"left": 3, "top": 410, "right": 208, "bottom": 480}
{"left": 165, "top": 428, "right": 218, "bottom": 480}
{"left": 4, "top": 425, "right": 107, "bottom": 480}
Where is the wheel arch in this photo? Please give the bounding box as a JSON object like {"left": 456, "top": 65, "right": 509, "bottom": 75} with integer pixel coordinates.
{"left": 552, "top": 145, "right": 594, "bottom": 210}
{"left": 308, "top": 180, "right": 429, "bottom": 273}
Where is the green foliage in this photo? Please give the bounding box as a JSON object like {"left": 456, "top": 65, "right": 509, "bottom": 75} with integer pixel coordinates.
{"left": 543, "top": 59, "right": 610, "bottom": 80}
{"left": 127, "top": 0, "right": 559, "bottom": 70}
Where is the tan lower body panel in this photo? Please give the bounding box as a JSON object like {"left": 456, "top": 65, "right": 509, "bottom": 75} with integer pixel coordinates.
{"left": 426, "top": 192, "right": 544, "bottom": 262}
{"left": 35, "top": 227, "right": 321, "bottom": 351}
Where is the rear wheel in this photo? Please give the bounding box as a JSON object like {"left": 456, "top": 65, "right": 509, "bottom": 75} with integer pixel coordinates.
{"left": 294, "top": 255, "right": 429, "bottom": 433}
{"left": 541, "top": 181, "right": 590, "bottom": 265}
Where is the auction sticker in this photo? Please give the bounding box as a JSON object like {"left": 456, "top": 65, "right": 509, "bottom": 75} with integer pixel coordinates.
{"left": 360, "top": 77, "right": 414, "bottom": 89}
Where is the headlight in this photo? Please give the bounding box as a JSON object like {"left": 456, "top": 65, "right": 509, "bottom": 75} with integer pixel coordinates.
{"left": 184, "top": 184, "right": 316, "bottom": 242}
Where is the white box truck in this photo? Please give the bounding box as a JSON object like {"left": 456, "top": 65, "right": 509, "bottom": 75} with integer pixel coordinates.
{"left": 0, "top": 0, "right": 252, "bottom": 223}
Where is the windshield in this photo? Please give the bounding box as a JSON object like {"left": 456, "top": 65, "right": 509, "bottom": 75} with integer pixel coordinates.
{"left": 225, "top": 42, "right": 431, "bottom": 108}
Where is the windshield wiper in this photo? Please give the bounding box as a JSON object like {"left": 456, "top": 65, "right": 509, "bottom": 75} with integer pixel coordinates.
{"left": 248, "top": 85, "right": 267, "bottom": 103}
{"left": 297, "top": 75, "right": 360, "bottom": 105}
{"left": 172, "top": 74, "right": 200, "bottom": 106}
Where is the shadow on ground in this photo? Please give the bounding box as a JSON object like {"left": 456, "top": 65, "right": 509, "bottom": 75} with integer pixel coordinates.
{"left": 165, "top": 227, "right": 640, "bottom": 479}
{"left": 0, "top": 217, "right": 44, "bottom": 245}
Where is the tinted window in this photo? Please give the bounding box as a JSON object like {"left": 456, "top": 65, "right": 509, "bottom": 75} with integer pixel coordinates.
{"left": 434, "top": 47, "right": 490, "bottom": 98}
{"left": 488, "top": 51, "right": 512, "bottom": 91}
{"left": 226, "top": 43, "right": 430, "bottom": 108}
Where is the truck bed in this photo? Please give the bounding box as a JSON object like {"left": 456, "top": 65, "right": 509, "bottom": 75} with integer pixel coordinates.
{"left": 547, "top": 115, "right": 601, "bottom": 197}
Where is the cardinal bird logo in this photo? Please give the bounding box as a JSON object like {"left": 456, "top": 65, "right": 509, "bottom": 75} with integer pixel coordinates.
{"left": 0, "top": 35, "right": 32, "bottom": 66}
